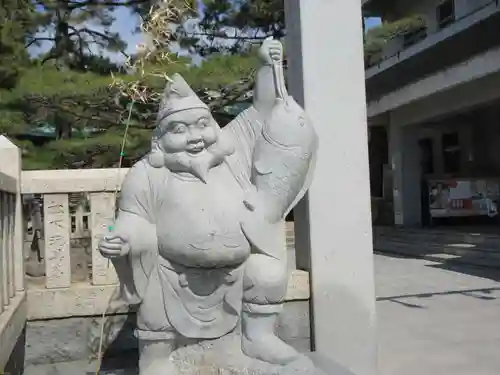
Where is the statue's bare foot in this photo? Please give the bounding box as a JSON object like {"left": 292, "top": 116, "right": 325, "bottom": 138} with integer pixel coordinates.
{"left": 138, "top": 339, "right": 177, "bottom": 375}
{"left": 140, "top": 357, "right": 177, "bottom": 375}
{"left": 241, "top": 312, "right": 299, "bottom": 365}
{"left": 242, "top": 330, "right": 299, "bottom": 365}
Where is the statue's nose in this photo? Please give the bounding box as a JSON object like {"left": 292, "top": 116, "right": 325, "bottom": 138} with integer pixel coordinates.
{"left": 187, "top": 128, "right": 203, "bottom": 143}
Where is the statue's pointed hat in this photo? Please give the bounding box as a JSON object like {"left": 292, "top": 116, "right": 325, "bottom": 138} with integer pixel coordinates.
{"left": 156, "top": 73, "right": 208, "bottom": 124}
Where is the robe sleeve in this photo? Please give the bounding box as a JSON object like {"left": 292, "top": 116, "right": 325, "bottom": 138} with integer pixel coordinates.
{"left": 111, "top": 159, "right": 159, "bottom": 304}
{"left": 222, "top": 106, "right": 264, "bottom": 190}
{"left": 117, "top": 159, "right": 156, "bottom": 222}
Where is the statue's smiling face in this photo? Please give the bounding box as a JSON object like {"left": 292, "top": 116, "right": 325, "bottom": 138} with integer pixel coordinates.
{"left": 159, "top": 108, "right": 217, "bottom": 156}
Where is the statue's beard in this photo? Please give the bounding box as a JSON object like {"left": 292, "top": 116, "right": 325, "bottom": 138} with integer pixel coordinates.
{"left": 156, "top": 134, "right": 235, "bottom": 183}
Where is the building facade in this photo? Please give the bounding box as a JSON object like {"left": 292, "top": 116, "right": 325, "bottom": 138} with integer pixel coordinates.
{"left": 364, "top": 0, "right": 500, "bottom": 227}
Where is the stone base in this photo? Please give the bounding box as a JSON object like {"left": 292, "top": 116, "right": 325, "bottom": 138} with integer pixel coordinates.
{"left": 162, "top": 334, "right": 352, "bottom": 375}
{"left": 93, "top": 334, "right": 353, "bottom": 375}
{"left": 170, "top": 334, "right": 316, "bottom": 375}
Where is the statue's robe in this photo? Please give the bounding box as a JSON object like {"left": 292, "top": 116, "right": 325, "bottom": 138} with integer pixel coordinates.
{"left": 111, "top": 107, "right": 264, "bottom": 340}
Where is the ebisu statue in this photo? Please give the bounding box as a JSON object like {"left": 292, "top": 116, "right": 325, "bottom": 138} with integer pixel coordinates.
{"left": 98, "top": 38, "right": 319, "bottom": 375}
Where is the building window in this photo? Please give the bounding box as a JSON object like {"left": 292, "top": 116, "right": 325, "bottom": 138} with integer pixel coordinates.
{"left": 442, "top": 132, "right": 461, "bottom": 174}
{"left": 419, "top": 138, "right": 435, "bottom": 175}
{"left": 437, "top": 0, "right": 455, "bottom": 29}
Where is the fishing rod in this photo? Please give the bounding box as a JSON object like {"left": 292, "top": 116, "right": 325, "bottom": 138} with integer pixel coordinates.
{"left": 95, "top": 99, "right": 135, "bottom": 375}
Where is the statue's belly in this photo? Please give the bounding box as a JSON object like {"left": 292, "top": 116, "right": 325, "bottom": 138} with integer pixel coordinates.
{"left": 157, "top": 167, "right": 251, "bottom": 268}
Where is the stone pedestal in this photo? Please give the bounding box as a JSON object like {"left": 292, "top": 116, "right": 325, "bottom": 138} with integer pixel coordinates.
{"left": 167, "top": 334, "right": 353, "bottom": 375}
{"left": 94, "top": 334, "right": 354, "bottom": 375}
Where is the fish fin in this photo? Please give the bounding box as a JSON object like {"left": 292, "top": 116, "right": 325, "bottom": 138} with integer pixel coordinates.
{"left": 283, "top": 147, "right": 318, "bottom": 218}
{"left": 241, "top": 216, "right": 285, "bottom": 259}
{"left": 243, "top": 199, "right": 256, "bottom": 212}
{"left": 242, "top": 185, "right": 260, "bottom": 212}
{"left": 222, "top": 107, "right": 264, "bottom": 191}
{"left": 253, "top": 160, "right": 273, "bottom": 176}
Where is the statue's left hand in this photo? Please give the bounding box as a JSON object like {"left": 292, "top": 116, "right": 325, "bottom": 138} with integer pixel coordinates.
{"left": 98, "top": 235, "right": 131, "bottom": 259}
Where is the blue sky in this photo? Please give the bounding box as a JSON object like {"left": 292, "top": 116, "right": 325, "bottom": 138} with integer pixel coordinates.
{"left": 29, "top": 6, "right": 143, "bottom": 58}
{"left": 31, "top": 7, "right": 382, "bottom": 61}
{"left": 110, "top": 7, "right": 142, "bottom": 56}
{"left": 365, "top": 17, "right": 381, "bottom": 29}
{"left": 109, "top": 12, "right": 382, "bottom": 50}
{"left": 110, "top": 13, "right": 382, "bottom": 59}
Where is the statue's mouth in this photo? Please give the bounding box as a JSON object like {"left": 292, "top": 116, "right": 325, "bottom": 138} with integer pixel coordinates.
{"left": 186, "top": 143, "right": 205, "bottom": 155}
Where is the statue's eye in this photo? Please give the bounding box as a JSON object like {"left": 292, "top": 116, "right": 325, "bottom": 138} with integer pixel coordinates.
{"left": 198, "top": 118, "right": 209, "bottom": 127}
{"left": 172, "top": 123, "right": 187, "bottom": 133}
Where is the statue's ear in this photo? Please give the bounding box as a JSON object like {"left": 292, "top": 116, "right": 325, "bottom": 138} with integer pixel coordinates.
{"left": 149, "top": 137, "right": 158, "bottom": 152}
{"left": 148, "top": 137, "right": 164, "bottom": 168}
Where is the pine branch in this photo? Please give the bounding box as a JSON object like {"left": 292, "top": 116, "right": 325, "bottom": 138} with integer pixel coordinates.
{"left": 25, "top": 37, "right": 55, "bottom": 49}
{"left": 66, "top": 0, "right": 149, "bottom": 10}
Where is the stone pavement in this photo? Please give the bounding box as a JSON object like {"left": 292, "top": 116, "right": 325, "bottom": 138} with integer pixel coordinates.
{"left": 23, "top": 245, "right": 500, "bottom": 375}
{"left": 375, "top": 253, "right": 500, "bottom": 375}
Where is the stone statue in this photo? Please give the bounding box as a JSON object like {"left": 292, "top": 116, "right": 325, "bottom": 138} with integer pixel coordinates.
{"left": 98, "top": 38, "right": 318, "bottom": 375}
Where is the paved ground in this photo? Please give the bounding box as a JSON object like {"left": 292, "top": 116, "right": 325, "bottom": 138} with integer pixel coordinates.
{"left": 375, "top": 253, "right": 500, "bottom": 375}
{"left": 23, "top": 243, "right": 500, "bottom": 375}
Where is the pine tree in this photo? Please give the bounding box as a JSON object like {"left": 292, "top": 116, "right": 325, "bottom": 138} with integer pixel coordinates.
{"left": 176, "top": 0, "right": 285, "bottom": 56}
{"left": 26, "top": 0, "right": 131, "bottom": 70}
{"left": 0, "top": 0, "right": 36, "bottom": 89}
{"left": 0, "top": 1, "right": 267, "bottom": 170}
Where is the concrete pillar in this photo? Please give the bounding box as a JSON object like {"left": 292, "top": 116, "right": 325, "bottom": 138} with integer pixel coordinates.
{"left": 284, "top": 2, "right": 378, "bottom": 375}
{"left": 389, "top": 121, "right": 422, "bottom": 226}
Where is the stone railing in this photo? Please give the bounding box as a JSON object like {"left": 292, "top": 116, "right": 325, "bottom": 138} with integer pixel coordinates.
{"left": 21, "top": 168, "right": 309, "bottom": 321}
{"left": 0, "top": 136, "right": 26, "bottom": 370}
{"left": 21, "top": 168, "right": 129, "bottom": 320}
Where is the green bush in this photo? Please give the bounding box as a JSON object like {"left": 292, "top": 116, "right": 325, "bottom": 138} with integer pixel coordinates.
{"left": 365, "top": 15, "right": 427, "bottom": 66}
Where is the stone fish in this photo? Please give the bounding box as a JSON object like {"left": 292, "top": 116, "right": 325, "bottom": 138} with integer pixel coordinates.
{"left": 241, "top": 95, "right": 318, "bottom": 258}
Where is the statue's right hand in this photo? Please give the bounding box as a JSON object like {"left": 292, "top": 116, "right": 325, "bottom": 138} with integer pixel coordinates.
{"left": 98, "top": 235, "right": 130, "bottom": 258}
{"left": 258, "top": 38, "right": 283, "bottom": 65}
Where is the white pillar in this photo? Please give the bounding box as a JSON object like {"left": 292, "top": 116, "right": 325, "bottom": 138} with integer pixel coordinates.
{"left": 388, "top": 121, "right": 422, "bottom": 226}
{"left": 284, "top": 2, "right": 378, "bottom": 375}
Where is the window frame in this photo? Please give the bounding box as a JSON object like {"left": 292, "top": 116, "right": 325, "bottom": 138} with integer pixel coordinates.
{"left": 436, "top": 0, "right": 456, "bottom": 29}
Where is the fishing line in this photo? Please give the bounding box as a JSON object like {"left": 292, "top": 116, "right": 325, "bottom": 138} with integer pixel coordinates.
{"left": 95, "top": 99, "right": 135, "bottom": 375}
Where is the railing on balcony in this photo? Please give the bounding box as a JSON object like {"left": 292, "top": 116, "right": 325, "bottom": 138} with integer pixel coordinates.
{"left": 366, "top": 0, "right": 500, "bottom": 69}
{"left": 0, "top": 136, "right": 26, "bottom": 371}
{"left": 401, "top": 26, "right": 427, "bottom": 48}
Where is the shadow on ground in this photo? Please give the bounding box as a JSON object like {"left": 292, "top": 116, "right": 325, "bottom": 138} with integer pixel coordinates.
{"left": 4, "top": 326, "right": 26, "bottom": 375}
{"left": 375, "top": 251, "right": 500, "bottom": 309}
{"left": 375, "top": 249, "right": 500, "bottom": 283}
{"left": 427, "top": 256, "right": 500, "bottom": 282}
